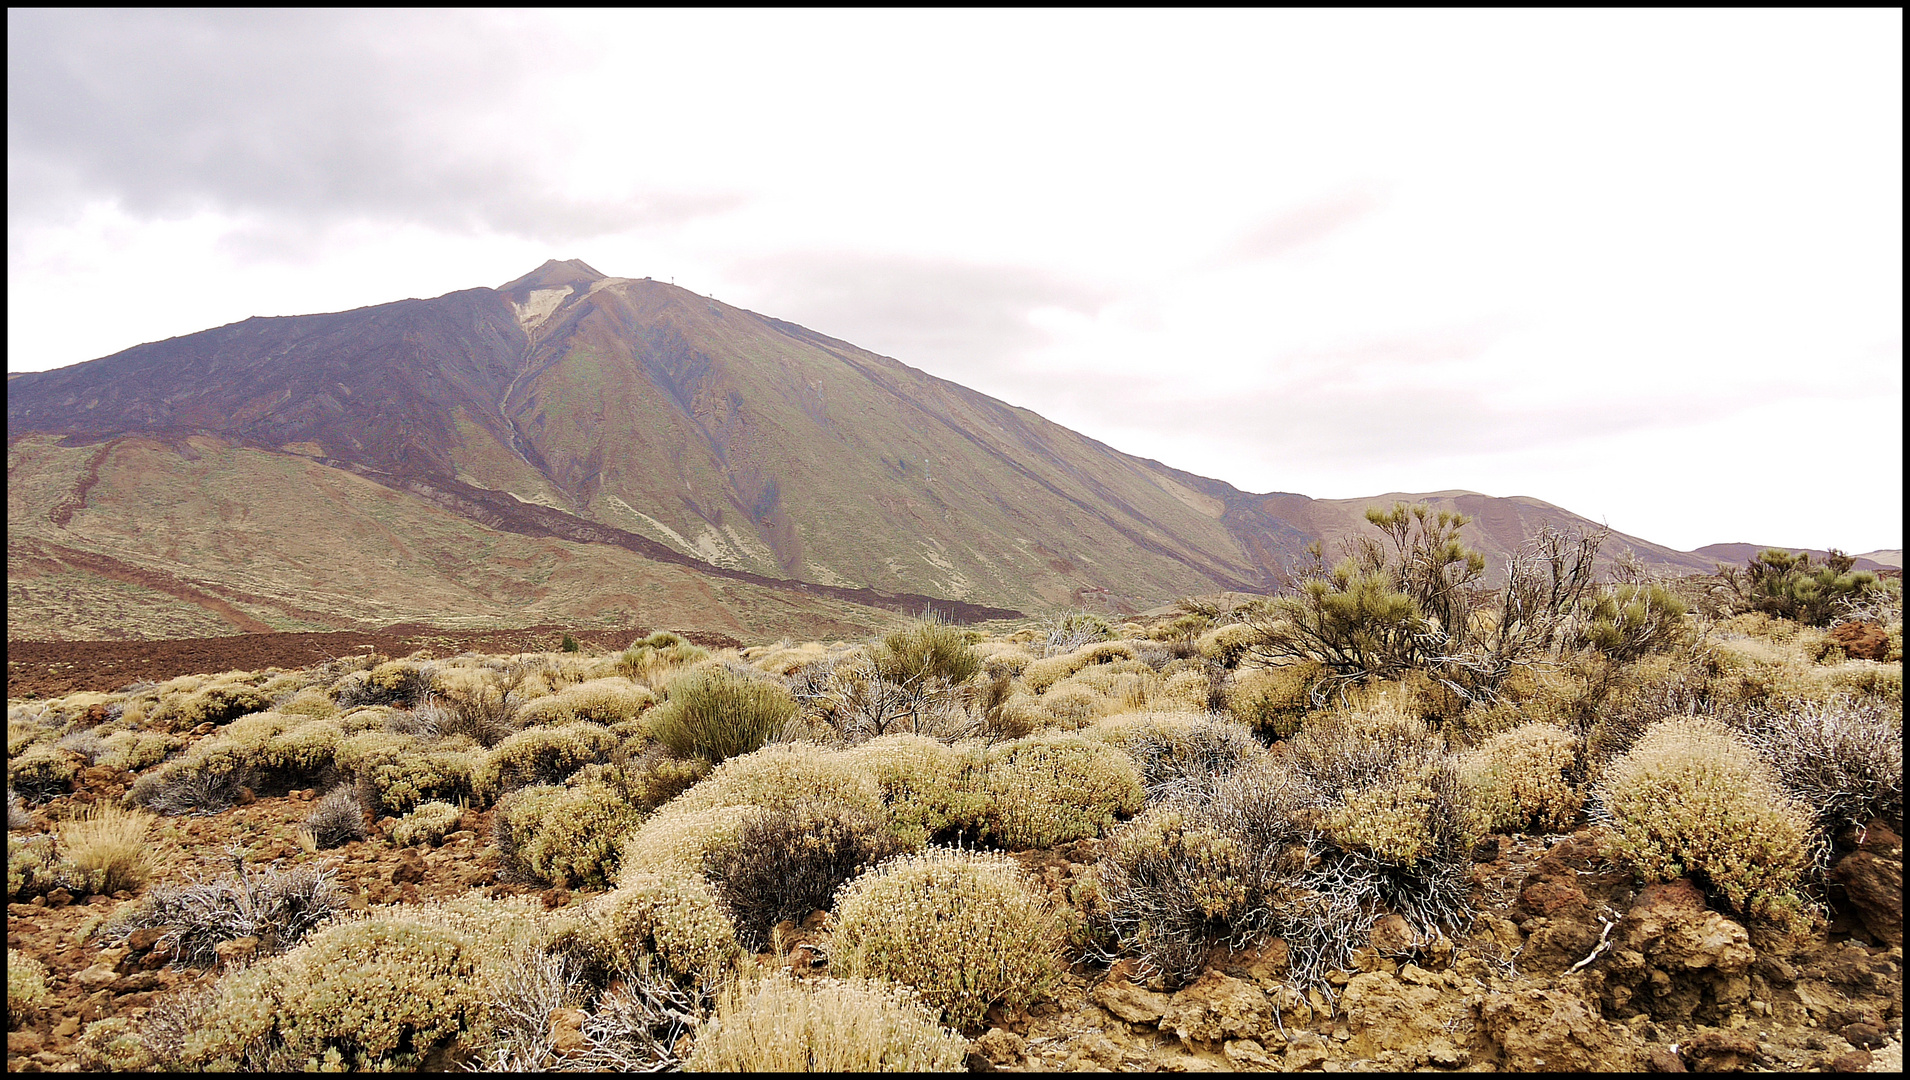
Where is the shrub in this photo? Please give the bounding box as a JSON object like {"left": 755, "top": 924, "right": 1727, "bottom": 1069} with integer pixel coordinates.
{"left": 1719, "top": 548, "right": 1882, "bottom": 627}
{"left": 976, "top": 732, "right": 1145, "bottom": 849}
{"left": 333, "top": 731, "right": 480, "bottom": 815}
{"left": 75, "top": 1016, "right": 155, "bottom": 1071}
{"left": 429, "top": 681, "right": 520, "bottom": 747}
{"left": 1197, "top": 623, "right": 1259, "bottom": 668}
{"left": 1282, "top": 708, "right": 1475, "bottom": 929}
{"left": 110, "top": 858, "right": 343, "bottom": 966}
{"left": 1091, "top": 711, "right": 1262, "bottom": 804}
{"left": 873, "top": 620, "right": 981, "bottom": 686}
{"left": 606, "top": 745, "right": 714, "bottom": 812}
{"left": 1096, "top": 800, "right": 1303, "bottom": 983}
{"left": 1579, "top": 582, "right": 1692, "bottom": 661}
{"left": 93, "top": 729, "right": 180, "bottom": 774}
{"left": 842, "top": 735, "right": 988, "bottom": 848}
{"left": 1739, "top": 697, "right": 1903, "bottom": 868}
{"left": 494, "top": 780, "right": 643, "bottom": 889}
{"left": 664, "top": 742, "right": 886, "bottom": 822}
{"left": 1021, "top": 641, "right": 1138, "bottom": 694}
{"left": 178, "top": 917, "right": 482, "bottom": 1069}
{"left": 1225, "top": 663, "right": 1321, "bottom": 737}
{"left": 1593, "top": 718, "right": 1811, "bottom": 919}
{"left": 7, "top": 788, "right": 27, "bottom": 831}
{"left": 788, "top": 650, "right": 981, "bottom": 745}
{"left": 831, "top": 849, "right": 1063, "bottom": 1030}
{"left": 150, "top": 681, "right": 272, "bottom": 731}
{"left": 8, "top": 745, "right": 75, "bottom": 803}
{"left": 302, "top": 787, "right": 367, "bottom": 849}
{"left": 553, "top": 871, "right": 741, "bottom": 982}
{"left": 1460, "top": 723, "right": 1584, "bottom": 835}
{"left": 390, "top": 800, "right": 463, "bottom": 848}
{"left": 474, "top": 722, "right": 619, "bottom": 800}
{"left": 619, "top": 632, "right": 711, "bottom": 681}
{"left": 1037, "top": 680, "right": 1109, "bottom": 726}
{"left": 704, "top": 800, "right": 906, "bottom": 950}
{"left": 8, "top": 832, "right": 62, "bottom": 899}
{"left": 336, "top": 660, "right": 434, "bottom": 709}
{"left": 58, "top": 803, "right": 165, "bottom": 895}
{"left": 684, "top": 974, "right": 967, "bottom": 1072}
{"left": 9, "top": 948, "right": 51, "bottom": 1025}
{"left": 648, "top": 667, "right": 797, "bottom": 763}
{"left": 1037, "top": 610, "right": 1112, "bottom": 657}
{"left": 560, "top": 678, "right": 654, "bottom": 728}
{"left": 128, "top": 765, "right": 251, "bottom": 817}
{"left": 620, "top": 804, "right": 757, "bottom": 878}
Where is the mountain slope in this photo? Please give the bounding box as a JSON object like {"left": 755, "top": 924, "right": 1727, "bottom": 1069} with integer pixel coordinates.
{"left": 7, "top": 259, "right": 1744, "bottom": 638}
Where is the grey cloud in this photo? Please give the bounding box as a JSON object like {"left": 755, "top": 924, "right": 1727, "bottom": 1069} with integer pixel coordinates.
{"left": 727, "top": 251, "right": 1116, "bottom": 378}
{"left": 1225, "top": 188, "right": 1386, "bottom": 262}
{"left": 6, "top": 10, "right": 737, "bottom": 244}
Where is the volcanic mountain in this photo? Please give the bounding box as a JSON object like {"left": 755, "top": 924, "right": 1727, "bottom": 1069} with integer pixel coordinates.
{"left": 7, "top": 259, "right": 1716, "bottom": 640}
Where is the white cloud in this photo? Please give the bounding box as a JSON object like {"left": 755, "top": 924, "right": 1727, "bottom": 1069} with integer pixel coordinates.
{"left": 7, "top": 9, "right": 1901, "bottom": 552}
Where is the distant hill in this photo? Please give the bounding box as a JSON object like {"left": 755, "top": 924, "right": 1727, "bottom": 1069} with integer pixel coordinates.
{"left": 6, "top": 259, "right": 1742, "bottom": 639}
{"left": 1691, "top": 544, "right": 1893, "bottom": 574}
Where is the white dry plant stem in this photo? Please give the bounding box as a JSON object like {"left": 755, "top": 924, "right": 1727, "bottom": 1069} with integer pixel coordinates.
{"left": 472, "top": 947, "right": 589, "bottom": 1072}
{"left": 785, "top": 653, "right": 979, "bottom": 746}
{"left": 1741, "top": 697, "right": 1905, "bottom": 875}
{"left": 110, "top": 846, "right": 343, "bottom": 967}
{"left": 571, "top": 954, "right": 711, "bottom": 1072}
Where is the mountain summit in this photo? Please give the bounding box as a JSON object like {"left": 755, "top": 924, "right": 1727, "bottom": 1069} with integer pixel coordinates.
{"left": 5, "top": 262, "right": 1714, "bottom": 639}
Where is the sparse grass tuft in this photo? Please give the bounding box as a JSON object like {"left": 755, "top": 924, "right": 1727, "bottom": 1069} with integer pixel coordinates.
{"left": 59, "top": 802, "right": 165, "bottom": 895}
{"left": 647, "top": 667, "right": 797, "bottom": 764}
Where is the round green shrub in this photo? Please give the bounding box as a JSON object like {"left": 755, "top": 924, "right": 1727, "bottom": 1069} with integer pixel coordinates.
{"left": 390, "top": 800, "right": 463, "bottom": 848}
{"left": 1593, "top": 718, "right": 1811, "bottom": 918}
{"left": 1459, "top": 722, "right": 1583, "bottom": 835}
{"left": 831, "top": 848, "right": 1063, "bottom": 1030}
{"left": 872, "top": 621, "right": 981, "bottom": 686}
{"left": 494, "top": 780, "right": 642, "bottom": 889}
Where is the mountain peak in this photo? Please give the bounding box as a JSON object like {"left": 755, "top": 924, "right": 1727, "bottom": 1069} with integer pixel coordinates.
{"left": 498, "top": 259, "right": 606, "bottom": 296}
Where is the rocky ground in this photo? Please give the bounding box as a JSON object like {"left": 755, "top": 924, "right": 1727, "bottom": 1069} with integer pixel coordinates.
{"left": 6, "top": 625, "right": 743, "bottom": 700}
{"left": 8, "top": 756, "right": 1902, "bottom": 1074}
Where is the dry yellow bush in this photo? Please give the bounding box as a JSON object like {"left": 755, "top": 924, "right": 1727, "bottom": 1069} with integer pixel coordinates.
{"left": 665, "top": 743, "right": 887, "bottom": 821}
{"left": 390, "top": 800, "right": 463, "bottom": 848}
{"left": 1021, "top": 642, "right": 1139, "bottom": 694}
{"left": 554, "top": 870, "right": 740, "bottom": 981}
{"left": 1038, "top": 680, "right": 1109, "bottom": 726}
{"left": 1594, "top": 718, "right": 1810, "bottom": 918}
{"left": 495, "top": 780, "right": 641, "bottom": 888}
{"left": 1459, "top": 723, "right": 1583, "bottom": 835}
{"left": 473, "top": 722, "right": 618, "bottom": 800}
{"left": 1225, "top": 662, "right": 1320, "bottom": 738}
{"left": 685, "top": 974, "right": 967, "bottom": 1072}
{"left": 9, "top": 947, "right": 51, "bottom": 1020}
{"left": 977, "top": 732, "right": 1144, "bottom": 849}
{"left": 1196, "top": 622, "right": 1258, "bottom": 666}
{"left": 832, "top": 849, "right": 1063, "bottom": 1030}
{"left": 171, "top": 896, "right": 547, "bottom": 1070}
{"left": 58, "top": 803, "right": 166, "bottom": 895}
{"left": 619, "top": 804, "right": 755, "bottom": 879}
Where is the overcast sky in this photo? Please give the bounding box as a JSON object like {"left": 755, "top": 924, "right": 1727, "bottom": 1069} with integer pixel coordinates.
{"left": 8, "top": 9, "right": 1902, "bottom": 554}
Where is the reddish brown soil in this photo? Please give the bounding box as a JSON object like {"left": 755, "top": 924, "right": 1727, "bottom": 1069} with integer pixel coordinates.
{"left": 6, "top": 624, "right": 743, "bottom": 699}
